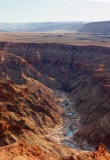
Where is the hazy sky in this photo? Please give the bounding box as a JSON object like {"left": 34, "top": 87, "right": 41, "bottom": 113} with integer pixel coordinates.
{"left": 0, "top": 0, "right": 110, "bottom": 22}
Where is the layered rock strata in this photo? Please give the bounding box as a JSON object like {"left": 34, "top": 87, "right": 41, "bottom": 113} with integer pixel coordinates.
{"left": 0, "top": 42, "right": 110, "bottom": 158}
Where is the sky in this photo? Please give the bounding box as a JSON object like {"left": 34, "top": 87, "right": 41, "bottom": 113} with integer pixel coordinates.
{"left": 0, "top": 0, "right": 110, "bottom": 22}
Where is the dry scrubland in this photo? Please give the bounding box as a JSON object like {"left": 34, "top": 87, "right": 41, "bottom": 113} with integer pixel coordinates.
{"left": 0, "top": 31, "right": 110, "bottom": 46}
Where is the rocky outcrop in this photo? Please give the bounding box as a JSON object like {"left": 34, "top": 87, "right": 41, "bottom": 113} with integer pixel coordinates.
{"left": 94, "top": 64, "right": 104, "bottom": 74}
{"left": 0, "top": 121, "right": 22, "bottom": 133}
{"left": 92, "top": 72, "right": 110, "bottom": 82}
{"left": 0, "top": 106, "right": 7, "bottom": 112}
{"left": 0, "top": 84, "right": 14, "bottom": 101}
{"left": 0, "top": 141, "right": 49, "bottom": 160}
{"left": 60, "top": 144, "right": 110, "bottom": 160}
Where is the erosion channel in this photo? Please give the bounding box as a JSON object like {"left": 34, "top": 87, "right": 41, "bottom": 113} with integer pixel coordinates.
{"left": 47, "top": 90, "right": 94, "bottom": 151}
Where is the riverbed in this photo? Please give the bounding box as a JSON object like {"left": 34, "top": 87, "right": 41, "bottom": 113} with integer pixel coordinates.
{"left": 46, "top": 90, "right": 93, "bottom": 151}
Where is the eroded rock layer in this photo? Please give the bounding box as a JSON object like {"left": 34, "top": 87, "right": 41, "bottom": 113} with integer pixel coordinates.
{"left": 1, "top": 42, "right": 110, "bottom": 146}
{"left": 0, "top": 42, "right": 110, "bottom": 159}
{"left": 0, "top": 49, "right": 62, "bottom": 149}
{"left": 61, "top": 144, "right": 110, "bottom": 160}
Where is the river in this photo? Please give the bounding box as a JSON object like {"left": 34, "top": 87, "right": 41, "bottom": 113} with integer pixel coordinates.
{"left": 46, "top": 90, "right": 93, "bottom": 151}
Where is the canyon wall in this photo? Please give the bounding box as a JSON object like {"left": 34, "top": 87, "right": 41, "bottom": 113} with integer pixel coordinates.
{"left": 0, "top": 49, "right": 62, "bottom": 153}
{"left": 0, "top": 42, "right": 110, "bottom": 151}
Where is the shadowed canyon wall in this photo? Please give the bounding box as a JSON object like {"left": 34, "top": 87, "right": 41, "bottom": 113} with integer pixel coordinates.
{"left": 0, "top": 42, "right": 110, "bottom": 150}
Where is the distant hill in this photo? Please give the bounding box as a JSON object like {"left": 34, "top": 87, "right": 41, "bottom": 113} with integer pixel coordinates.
{"left": 79, "top": 21, "right": 110, "bottom": 34}
{"left": 0, "top": 29, "right": 6, "bottom": 32}
{"left": 0, "top": 22, "right": 85, "bottom": 32}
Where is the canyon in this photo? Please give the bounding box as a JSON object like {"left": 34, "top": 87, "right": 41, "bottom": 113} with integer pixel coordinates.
{"left": 0, "top": 42, "right": 110, "bottom": 159}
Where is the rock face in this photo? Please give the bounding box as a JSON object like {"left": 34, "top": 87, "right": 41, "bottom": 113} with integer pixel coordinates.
{"left": 0, "top": 141, "right": 49, "bottom": 160}
{"left": 60, "top": 144, "right": 110, "bottom": 160}
{"left": 1, "top": 42, "right": 110, "bottom": 158}
{"left": 0, "top": 49, "right": 62, "bottom": 150}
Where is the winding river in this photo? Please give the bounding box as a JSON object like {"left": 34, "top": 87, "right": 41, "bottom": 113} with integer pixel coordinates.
{"left": 47, "top": 90, "right": 94, "bottom": 151}
{"left": 55, "top": 90, "right": 82, "bottom": 149}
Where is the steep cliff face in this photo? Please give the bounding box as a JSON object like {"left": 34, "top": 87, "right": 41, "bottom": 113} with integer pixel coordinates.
{"left": 1, "top": 42, "right": 110, "bottom": 87}
{"left": 0, "top": 49, "right": 61, "bottom": 88}
{"left": 0, "top": 50, "right": 62, "bottom": 150}
{"left": 0, "top": 42, "right": 110, "bottom": 158}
